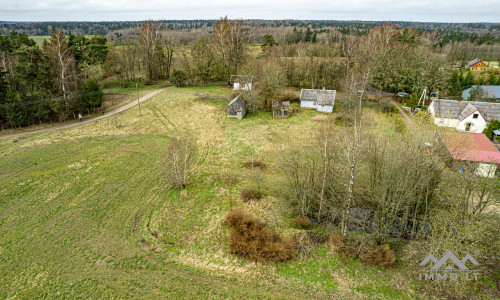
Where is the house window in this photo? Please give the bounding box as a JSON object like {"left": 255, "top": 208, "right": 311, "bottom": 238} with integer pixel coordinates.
{"left": 472, "top": 67, "right": 477, "bottom": 70}
{"left": 478, "top": 63, "right": 481, "bottom": 66}
{"left": 465, "top": 123, "right": 472, "bottom": 131}
{"left": 473, "top": 113, "right": 478, "bottom": 119}
{"left": 481, "top": 68, "right": 485, "bottom": 71}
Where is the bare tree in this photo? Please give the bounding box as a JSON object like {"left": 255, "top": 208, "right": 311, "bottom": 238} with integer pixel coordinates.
{"left": 210, "top": 17, "right": 248, "bottom": 84}
{"left": 164, "top": 137, "right": 206, "bottom": 189}
{"left": 139, "top": 20, "right": 163, "bottom": 81}
{"left": 45, "top": 28, "right": 76, "bottom": 103}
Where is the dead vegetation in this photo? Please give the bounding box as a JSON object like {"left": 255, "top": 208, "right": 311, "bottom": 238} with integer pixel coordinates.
{"left": 224, "top": 208, "right": 296, "bottom": 262}
{"left": 239, "top": 188, "right": 261, "bottom": 202}
{"left": 292, "top": 216, "right": 312, "bottom": 229}
{"left": 329, "top": 233, "right": 396, "bottom": 267}
{"left": 243, "top": 160, "right": 267, "bottom": 169}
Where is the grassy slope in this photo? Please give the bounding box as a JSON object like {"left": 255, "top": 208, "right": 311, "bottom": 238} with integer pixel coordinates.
{"left": 0, "top": 83, "right": 419, "bottom": 299}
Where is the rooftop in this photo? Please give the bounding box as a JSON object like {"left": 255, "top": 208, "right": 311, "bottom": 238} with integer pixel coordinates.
{"left": 300, "top": 89, "right": 336, "bottom": 104}
{"left": 439, "top": 132, "right": 500, "bottom": 164}
{"left": 432, "top": 99, "right": 500, "bottom": 122}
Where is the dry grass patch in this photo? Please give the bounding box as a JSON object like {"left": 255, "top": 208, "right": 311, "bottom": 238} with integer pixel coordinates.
{"left": 240, "top": 188, "right": 261, "bottom": 202}
{"left": 292, "top": 216, "right": 312, "bottom": 229}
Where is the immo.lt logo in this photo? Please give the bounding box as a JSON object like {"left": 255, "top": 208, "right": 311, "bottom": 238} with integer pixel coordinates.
{"left": 419, "top": 250, "right": 480, "bottom": 281}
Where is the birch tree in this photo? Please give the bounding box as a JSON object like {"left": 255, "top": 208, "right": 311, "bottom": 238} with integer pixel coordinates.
{"left": 139, "top": 20, "right": 163, "bottom": 80}
{"left": 46, "top": 28, "right": 76, "bottom": 103}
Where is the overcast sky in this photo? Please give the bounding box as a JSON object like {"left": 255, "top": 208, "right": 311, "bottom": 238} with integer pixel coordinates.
{"left": 1, "top": 0, "right": 499, "bottom": 23}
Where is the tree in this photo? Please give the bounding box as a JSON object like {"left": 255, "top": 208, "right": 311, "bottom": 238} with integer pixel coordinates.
{"left": 256, "top": 59, "right": 283, "bottom": 111}
{"left": 164, "top": 137, "right": 205, "bottom": 189}
{"left": 262, "top": 34, "right": 277, "bottom": 48}
{"left": 191, "top": 39, "right": 215, "bottom": 83}
{"left": 45, "top": 27, "right": 76, "bottom": 104}
{"left": 79, "top": 81, "right": 103, "bottom": 110}
{"left": 170, "top": 69, "right": 187, "bottom": 87}
{"left": 483, "top": 119, "right": 500, "bottom": 140}
{"left": 139, "top": 20, "right": 163, "bottom": 81}
{"left": 210, "top": 17, "right": 248, "bottom": 84}
{"left": 161, "top": 32, "right": 176, "bottom": 79}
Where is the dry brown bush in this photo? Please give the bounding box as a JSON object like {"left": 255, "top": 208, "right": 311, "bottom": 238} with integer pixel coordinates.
{"left": 329, "top": 233, "right": 396, "bottom": 267}
{"left": 239, "top": 188, "right": 261, "bottom": 202}
{"left": 292, "top": 216, "right": 312, "bottom": 229}
{"left": 243, "top": 160, "right": 267, "bottom": 169}
{"left": 224, "top": 208, "right": 297, "bottom": 262}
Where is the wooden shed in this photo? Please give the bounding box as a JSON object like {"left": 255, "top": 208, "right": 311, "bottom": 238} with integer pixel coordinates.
{"left": 227, "top": 96, "right": 247, "bottom": 119}
{"left": 272, "top": 101, "right": 290, "bottom": 117}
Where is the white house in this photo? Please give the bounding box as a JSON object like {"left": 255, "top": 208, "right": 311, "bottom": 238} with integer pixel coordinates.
{"left": 428, "top": 99, "right": 500, "bottom": 133}
{"left": 300, "top": 88, "right": 336, "bottom": 113}
{"left": 230, "top": 75, "right": 253, "bottom": 91}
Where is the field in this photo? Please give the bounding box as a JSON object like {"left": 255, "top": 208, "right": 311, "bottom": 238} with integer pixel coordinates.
{"left": 0, "top": 84, "right": 419, "bottom": 298}
{"left": 31, "top": 35, "right": 95, "bottom": 46}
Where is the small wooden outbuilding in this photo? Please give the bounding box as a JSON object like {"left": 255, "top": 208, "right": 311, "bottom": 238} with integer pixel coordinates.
{"left": 227, "top": 96, "right": 247, "bottom": 119}
{"left": 230, "top": 75, "right": 253, "bottom": 91}
{"left": 272, "top": 101, "right": 290, "bottom": 117}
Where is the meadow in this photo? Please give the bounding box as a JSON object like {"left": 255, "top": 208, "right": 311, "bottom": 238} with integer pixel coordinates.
{"left": 0, "top": 83, "right": 420, "bottom": 298}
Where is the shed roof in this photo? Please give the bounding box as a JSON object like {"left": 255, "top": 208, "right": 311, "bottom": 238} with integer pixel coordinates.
{"left": 227, "top": 96, "right": 246, "bottom": 108}
{"left": 432, "top": 99, "right": 500, "bottom": 122}
{"left": 230, "top": 75, "right": 253, "bottom": 84}
{"left": 462, "top": 85, "right": 500, "bottom": 100}
{"left": 439, "top": 132, "right": 500, "bottom": 164}
{"left": 300, "top": 89, "right": 336, "bottom": 104}
{"left": 467, "top": 58, "right": 482, "bottom": 67}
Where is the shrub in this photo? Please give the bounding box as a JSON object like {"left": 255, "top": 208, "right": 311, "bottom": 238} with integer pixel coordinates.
{"left": 170, "top": 69, "right": 187, "bottom": 87}
{"left": 239, "top": 188, "right": 261, "bottom": 202}
{"left": 279, "top": 90, "right": 300, "bottom": 102}
{"left": 224, "top": 208, "right": 297, "bottom": 262}
{"left": 292, "top": 216, "right": 312, "bottom": 229}
{"left": 243, "top": 160, "right": 267, "bottom": 169}
{"left": 329, "top": 233, "right": 396, "bottom": 267}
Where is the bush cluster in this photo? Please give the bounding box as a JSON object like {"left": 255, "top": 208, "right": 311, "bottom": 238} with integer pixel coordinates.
{"left": 224, "top": 208, "right": 296, "bottom": 262}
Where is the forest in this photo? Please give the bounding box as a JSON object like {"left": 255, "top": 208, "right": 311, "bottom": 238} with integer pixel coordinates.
{"left": 0, "top": 19, "right": 499, "bottom": 129}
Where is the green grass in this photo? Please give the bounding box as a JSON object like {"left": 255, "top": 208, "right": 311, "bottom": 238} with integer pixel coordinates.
{"left": 30, "top": 35, "right": 95, "bottom": 47}
{"left": 0, "top": 85, "right": 419, "bottom": 298}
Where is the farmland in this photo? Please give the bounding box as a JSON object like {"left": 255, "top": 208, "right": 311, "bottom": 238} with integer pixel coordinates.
{"left": 0, "top": 84, "right": 420, "bottom": 299}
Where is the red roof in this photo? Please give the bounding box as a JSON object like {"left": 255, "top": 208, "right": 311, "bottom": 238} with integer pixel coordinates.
{"left": 439, "top": 132, "right": 500, "bottom": 164}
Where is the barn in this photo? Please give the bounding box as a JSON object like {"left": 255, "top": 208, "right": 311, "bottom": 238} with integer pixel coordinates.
{"left": 227, "top": 96, "right": 247, "bottom": 120}
{"left": 300, "top": 88, "right": 336, "bottom": 113}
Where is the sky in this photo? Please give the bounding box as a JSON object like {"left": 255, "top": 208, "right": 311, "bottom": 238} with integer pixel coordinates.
{"left": 1, "top": 0, "right": 499, "bottom": 23}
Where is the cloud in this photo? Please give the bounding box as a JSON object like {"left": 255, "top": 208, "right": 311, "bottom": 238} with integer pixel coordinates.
{"left": 0, "top": 0, "right": 499, "bottom": 22}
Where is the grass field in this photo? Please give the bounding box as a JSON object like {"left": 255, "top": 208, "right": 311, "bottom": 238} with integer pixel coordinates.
{"left": 31, "top": 35, "right": 95, "bottom": 46}
{"left": 0, "top": 84, "right": 419, "bottom": 298}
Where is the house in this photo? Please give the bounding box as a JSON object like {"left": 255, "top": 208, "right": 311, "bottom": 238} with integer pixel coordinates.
{"left": 428, "top": 99, "right": 500, "bottom": 133}
{"left": 230, "top": 75, "right": 253, "bottom": 91}
{"left": 467, "top": 58, "right": 487, "bottom": 72}
{"left": 227, "top": 96, "right": 246, "bottom": 120}
{"left": 300, "top": 88, "right": 336, "bottom": 113}
{"left": 272, "top": 101, "right": 290, "bottom": 117}
{"left": 438, "top": 132, "right": 500, "bottom": 177}
{"left": 462, "top": 85, "right": 500, "bottom": 101}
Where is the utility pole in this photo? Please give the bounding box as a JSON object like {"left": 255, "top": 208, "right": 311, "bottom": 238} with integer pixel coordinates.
{"left": 136, "top": 82, "right": 141, "bottom": 115}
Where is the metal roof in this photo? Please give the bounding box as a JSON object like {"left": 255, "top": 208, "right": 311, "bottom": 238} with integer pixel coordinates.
{"left": 438, "top": 132, "right": 500, "bottom": 164}
{"left": 432, "top": 99, "right": 500, "bottom": 122}
{"left": 230, "top": 75, "right": 253, "bottom": 84}
{"left": 227, "top": 96, "right": 246, "bottom": 109}
{"left": 300, "top": 89, "right": 336, "bottom": 104}
{"left": 462, "top": 85, "right": 500, "bottom": 100}
{"left": 467, "top": 58, "right": 482, "bottom": 67}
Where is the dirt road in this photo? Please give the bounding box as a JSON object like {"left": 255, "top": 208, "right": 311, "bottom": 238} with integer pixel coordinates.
{"left": 0, "top": 87, "right": 172, "bottom": 138}
{"left": 391, "top": 100, "right": 413, "bottom": 127}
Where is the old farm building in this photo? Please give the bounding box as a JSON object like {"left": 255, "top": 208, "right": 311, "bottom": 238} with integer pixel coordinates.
{"left": 230, "top": 75, "right": 253, "bottom": 91}
{"left": 272, "top": 101, "right": 290, "bottom": 117}
{"left": 438, "top": 132, "right": 500, "bottom": 177}
{"left": 227, "top": 96, "right": 246, "bottom": 120}
{"left": 300, "top": 89, "right": 336, "bottom": 113}
{"left": 429, "top": 99, "right": 500, "bottom": 133}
